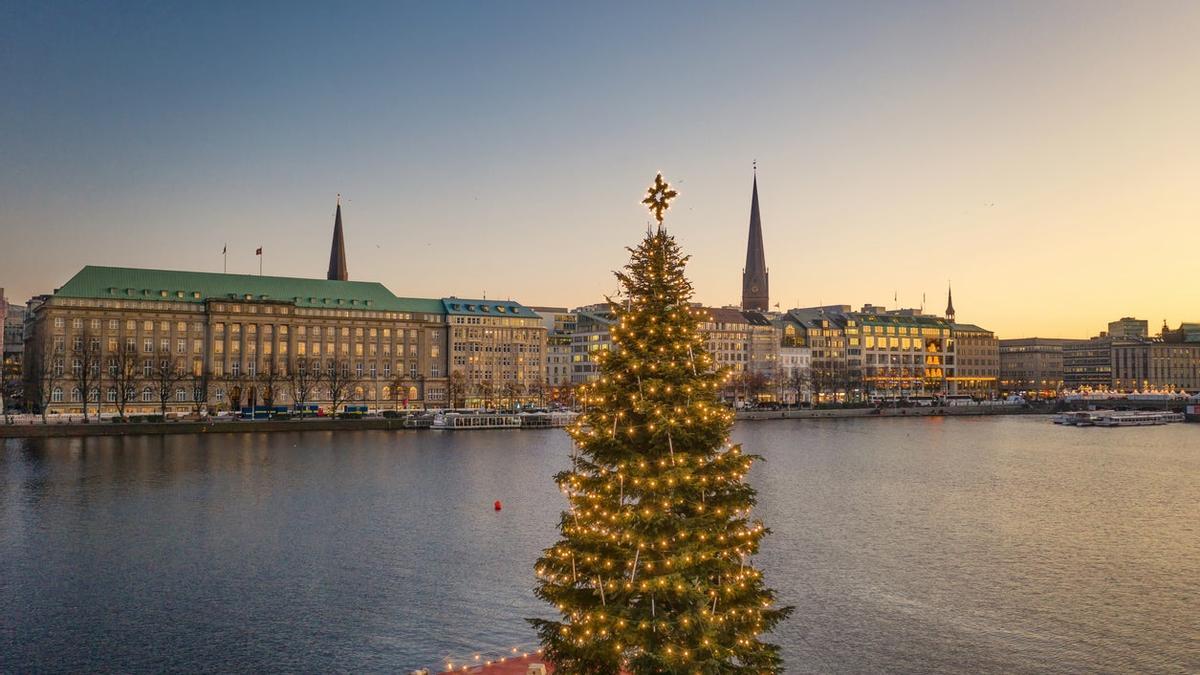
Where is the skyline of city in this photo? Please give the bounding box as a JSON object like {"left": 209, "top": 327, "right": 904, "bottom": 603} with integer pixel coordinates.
{"left": 4, "top": 2, "right": 1199, "bottom": 338}
{"left": 3, "top": 183, "right": 1192, "bottom": 342}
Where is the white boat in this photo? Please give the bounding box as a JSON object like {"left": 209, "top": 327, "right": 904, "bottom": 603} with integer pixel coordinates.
{"left": 1054, "top": 411, "right": 1099, "bottom": 426}
{"left": 518, "top": 411, "right": 578, "bottom": 428}
{"left": 1091, "top": 411, "right": 1185, "bottom": 427}
{"left": 431, "top": 411, "right": 523, "bottom": 430}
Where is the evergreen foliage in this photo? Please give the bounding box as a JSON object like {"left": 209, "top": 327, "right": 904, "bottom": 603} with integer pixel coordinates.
{"left": 531, "top": 229, "right": 792, "bottom": 673}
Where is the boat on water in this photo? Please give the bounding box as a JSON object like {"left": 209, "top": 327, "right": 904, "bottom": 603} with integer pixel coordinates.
{"left": 1053, "top": 411, "right": 1099, "bottom": 426}
{"left": 431, "top": 410, "right": 578, "bottom": 430}
{"left": 1091, "top": 411, "right": 1185, "bottom": 427}
{"left": 432, "top": 412, "right": 522, "bottom": 430}
{"left": 1054, "top": 410, "right": 1184, "bottom": 427}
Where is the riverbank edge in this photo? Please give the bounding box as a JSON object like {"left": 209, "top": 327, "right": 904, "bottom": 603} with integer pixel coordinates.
{"left": 0, "top": 418, "right": 424, "bottom": 438}
{"left": 737, "top": 405, "right": 1041, "bottom": 421}
{"left": 0, "top": 405, "right": 1044, "bottom": 438}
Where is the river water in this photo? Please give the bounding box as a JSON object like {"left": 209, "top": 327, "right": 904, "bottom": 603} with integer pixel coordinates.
{"left": 1, "top": 416, "right": 1197, "bottom": 673}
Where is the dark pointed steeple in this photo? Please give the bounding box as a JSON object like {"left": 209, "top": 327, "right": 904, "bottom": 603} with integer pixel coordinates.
{"left": 741, "top": 166, "right": 769, "bottom": 311}
{"left": 327, "top": 195, "right": 348, "bottom": 281}
{"left": 945, "top": 282, "right": 956, "bottom": 322}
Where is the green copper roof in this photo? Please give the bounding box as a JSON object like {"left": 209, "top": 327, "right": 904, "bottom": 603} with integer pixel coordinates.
{"left": 55, "top": 266, "right": 445, "bottom": 314}
{"left": 441, "top": 297, "right": 537, "bottom": 317}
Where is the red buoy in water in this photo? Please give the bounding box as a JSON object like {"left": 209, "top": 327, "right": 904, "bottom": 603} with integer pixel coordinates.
{"left": 494, "top": 500, "right": 502, "bottom": 511}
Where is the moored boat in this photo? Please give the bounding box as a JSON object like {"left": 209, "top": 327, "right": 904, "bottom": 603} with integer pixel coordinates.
{"left": 1068, "top": 410, "right": 1185, "bottom": 427}
{"left": 431, "top": 411, "right": 523, "bottom": 430}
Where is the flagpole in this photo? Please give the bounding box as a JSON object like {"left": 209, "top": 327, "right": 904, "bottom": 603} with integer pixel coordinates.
{"left": 223, "top": 244, "right": 227, "bottom": 273}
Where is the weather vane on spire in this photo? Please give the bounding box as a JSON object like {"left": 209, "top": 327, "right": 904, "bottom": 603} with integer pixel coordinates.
{"left": 642, "top": 172, "right": 678, "bottom": 226}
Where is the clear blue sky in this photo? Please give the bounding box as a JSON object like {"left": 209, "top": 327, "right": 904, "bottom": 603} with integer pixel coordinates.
{"left": 2, "top": 1, "right": 1198, "bottom": 337}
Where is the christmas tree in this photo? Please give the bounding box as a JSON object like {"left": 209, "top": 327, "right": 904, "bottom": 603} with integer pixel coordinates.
{"left": 530, "top": 174, "right": 792, "bottom": 673}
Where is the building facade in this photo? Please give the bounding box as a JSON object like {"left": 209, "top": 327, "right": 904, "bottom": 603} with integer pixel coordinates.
{"left": 999, "top": 338, "right": 1077, "bottom": 398}
{"left": 23, "top": 266, "right": 449, "bottom": 415}
{"left": 444, "top": 298, "right": 546, "bottom": 407}
{"left": 570, "top": 306, "right": 615, "bottom": 385}
{"left": 778, "top": 345, "right": 812, "bottom": 404}
{"left": 1111, "top": 338, "right": 1200, "bottom": 391}
{"left": 1107, "top": 317, "right": 1148, "bottom": 339}
{"left": 530, "top": 306, "right": 576, "bottom": 392}
{"left": 947, "top": 323, "right": 999, "bottom": 397}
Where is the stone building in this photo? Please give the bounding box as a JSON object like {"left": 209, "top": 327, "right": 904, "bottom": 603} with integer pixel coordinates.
{"left": 443, "top": 298, "right": 546, "bottom": 407}
{"left": 1107, "top": 317, "right": 1148, "bottom": 339}
{"left": 743, "top": 310, "right": 780, "bottom": 382}
{"left": 1063, "top": 337, "right": 1115, "bottom": 390}
{"left": 858, "top": 310, "right": 950, "bottom": 397}
{"left": 530, "top": 306, "right": 576, "bottom": 391}
{"left": 23, "top": 266, "right": 448, "bottom": 414}
{"left": 1110, "top": 338, "right": 1200, "bottom": 391}
{"left": 570, "top": 305, "right": 615, "bottom": 385}
{"left": 999, "top": 338, "right": 1079, "bottom": 398}
{"left": 700, "top": 307, "right": 752, "bottom": 377}
{"left": 947, "top": 323, "right": 999, "bottom": 397}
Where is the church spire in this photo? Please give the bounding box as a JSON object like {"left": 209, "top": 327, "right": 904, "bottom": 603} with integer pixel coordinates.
{"left": 741, "top": 165, "right": 769, "bottom": 311}
{"left": 327, "top": 195, "right": 348, "bottom": 281}
{"left": 945, "top": 282, "right": 956, "bottom": 322}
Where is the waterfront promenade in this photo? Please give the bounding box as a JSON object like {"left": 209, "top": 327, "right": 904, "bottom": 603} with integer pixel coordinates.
{"left": 0, "top": 404, "right": 1048, "bottom": 439}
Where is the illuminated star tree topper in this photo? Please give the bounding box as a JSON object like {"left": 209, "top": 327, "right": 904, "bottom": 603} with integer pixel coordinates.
{"left": 641, "top": 172, "right": 678, "bottom": 226}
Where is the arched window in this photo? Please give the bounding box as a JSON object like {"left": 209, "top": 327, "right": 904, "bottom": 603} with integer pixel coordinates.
{"left": 142, "top": 387, "right": 153, "bottom": 402}
{"left": 176, "top": 387, "right": 187, "bottom": 402}
{"left": 88, "top": 388, "right": 99, "bottom": 402}
{"left": 70, "top": 387, "right": 82, "bottom": 402}
{"left": 107, "top": 387, "right": 117, "bottom": 403}
{"left": 353, "top": 386, "right": 364, "bottom": 400}
{"left": 51, "top": 387, "right": 64, "bottom": 403}
{"left": 381, "top": 386, "right": 391, "bottom": 401}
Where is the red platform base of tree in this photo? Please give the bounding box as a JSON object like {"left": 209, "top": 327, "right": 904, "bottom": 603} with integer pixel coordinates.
{"left": 438, "top": 655, "right": 631, "bottom": 675}
{"left": 438, "top": 655, "right": 554, "bottom": 674}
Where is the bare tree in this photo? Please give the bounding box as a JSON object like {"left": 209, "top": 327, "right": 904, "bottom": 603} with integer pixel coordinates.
{"left": 785, "top": 367, "right": 812, "bottom": 405}
{"left": 744, "top": 371, "right": 769, "bottom": 403}
{"left": 446, "top": 370, "right": 467, "bottom": 409}
{"left": 501, "top": 381, "right": 522, "bottom": 410}
{"left": 528, "top": 378, "right": 547, "bottom": 408}
{"left": 477, "top": 379, "right": 494, "bottom": 410}
{"left": 190, "top": 369, "right": 211, "bottom": 416}
{"left": 287, "top": 357, "right": 323, "bottom": 413}
{"left": 388, "top": 373, "right": 406, "bottom": 411}
{"left": 227, "top": 376, "right": 245, "bottom": 412}
{"left": 0, "top": 349, "right": 16, "bottom": 423}
{"left": 325, "top": 359, "right": 358, "bottom": 416}
{"left": 28, "top": 331, "right": 61, "bottom": 424}
{"left": 110, "top": 343, "right": 139, "bottom": 420}
{"left": 70, "top": 327, "right": 103, "bottom": 422}
{"left": 258, "top": 358, "right": 284, "bottom": 409}
{"left": 152, "top": 349, "right": 188, "bottom": 419}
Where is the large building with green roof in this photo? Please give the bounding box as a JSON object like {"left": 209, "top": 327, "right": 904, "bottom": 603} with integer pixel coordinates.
{"left": 24, "top": 264, "right": 455, "bottom": 415}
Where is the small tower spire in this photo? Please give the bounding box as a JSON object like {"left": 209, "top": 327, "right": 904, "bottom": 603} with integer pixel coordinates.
{"left": 945, "top": 281, "right": 956, "bottom": 322}
{"left": 327, "top": 196, "right": 348, "bottom": 281}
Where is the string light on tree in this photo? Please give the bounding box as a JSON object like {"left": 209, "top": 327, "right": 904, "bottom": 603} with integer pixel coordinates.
{"left": 529, "top": 174, "right": 792, "bottom": 673}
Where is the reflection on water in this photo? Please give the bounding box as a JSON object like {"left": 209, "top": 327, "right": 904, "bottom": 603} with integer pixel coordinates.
{"left": 2, "top": 417, "right": 1197, "bottom": 673}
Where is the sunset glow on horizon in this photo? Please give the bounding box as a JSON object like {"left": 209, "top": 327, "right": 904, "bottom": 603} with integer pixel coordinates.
{"left": 2, "top": 2, "right": 1197, "bottom": 338}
